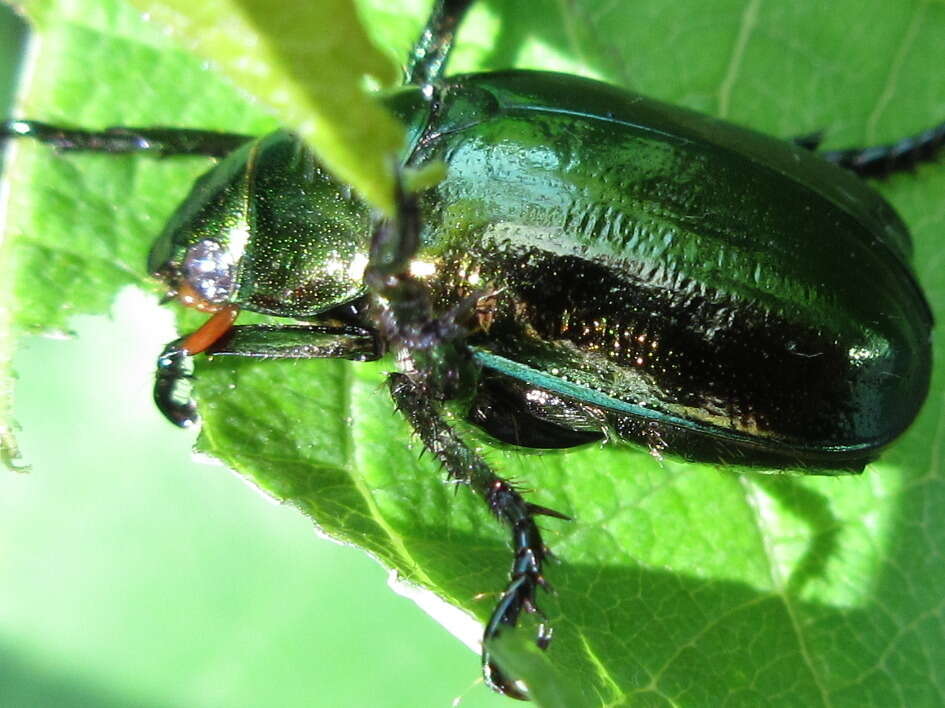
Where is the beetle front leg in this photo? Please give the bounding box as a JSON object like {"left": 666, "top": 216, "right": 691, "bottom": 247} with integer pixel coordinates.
{"left": 1, "top": 119, "right": 252, "bottom": 157}
{"left": 388, "top": 372, "right": 566, "bottom": 700}
{"left": 405, "top": 0, "right": 476, "bottom": 86}
{"left": 155, "top": 338, "right": 200, "bottom": 427}
{"left": 154, "top": 323, "right": 380, "bottom": 427}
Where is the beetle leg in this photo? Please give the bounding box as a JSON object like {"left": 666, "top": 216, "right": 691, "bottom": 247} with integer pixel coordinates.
{"left": 405, "top": 0, "right": 476, "bottom": 86}
{"left": 154, "top": 322, "right": 380, "bottom": 427}
{"left": 791, "top": 131, "right": 823, "bottom": 151}
{"left": 154, "top": 305, "right": 240, "bottom": 427}
{"left": 365, "top": 179, "right": 565, "bottom": 699}
{"left": 180, "top": 305, "right": 241, "bottom": 356}
{"left": 1, "top": 119, "right": 252, "bottom": 157}
{"left": 388, "top": 372, "right": 560, "bottom": 701}
{"left": 467, "top": 371, "right": 606, "bottom": 449}
{"left": 794, "top": 119, "right": 945, "bottom": 178}
{"left": 206, "top": 324, "right": 381, "bottom": 361}
{"left": 155, "top": 338, "right": 200, "bottom": 428}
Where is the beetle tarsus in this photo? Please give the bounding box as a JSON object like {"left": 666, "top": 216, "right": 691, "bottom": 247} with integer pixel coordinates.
{"left": 154, "top": 339, "right": 200, "bottom": 428}
{"left": 802, "top": 119, "right": 945, "bottom": 178}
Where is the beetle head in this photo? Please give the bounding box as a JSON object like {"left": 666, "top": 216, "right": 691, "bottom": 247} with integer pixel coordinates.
{"left": 149, "top": 130, "right": 372, "bottom": 317}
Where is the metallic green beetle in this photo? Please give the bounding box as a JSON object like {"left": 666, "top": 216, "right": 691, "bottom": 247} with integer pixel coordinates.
{"left": 149, "top": 70, "right": 933, "bottom": 467}
{"left": 3, "top": 0, "right": 939, "bottom": 698}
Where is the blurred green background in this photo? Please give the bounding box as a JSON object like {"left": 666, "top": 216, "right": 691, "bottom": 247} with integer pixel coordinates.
{"left": 0, "top": 5, "right": 505, "bottom": 707}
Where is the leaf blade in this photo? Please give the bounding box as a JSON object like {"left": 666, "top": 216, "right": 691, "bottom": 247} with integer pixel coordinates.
{"left": 132, "top": 0, "right": 404, "bottom": 213}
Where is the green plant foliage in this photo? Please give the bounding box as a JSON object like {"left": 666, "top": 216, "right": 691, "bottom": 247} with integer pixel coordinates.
{"left": 3, "top": 0, "right": 944, "bottom": 704}
{"left": 129, "top": 0, "right": 403, "bottom": 215}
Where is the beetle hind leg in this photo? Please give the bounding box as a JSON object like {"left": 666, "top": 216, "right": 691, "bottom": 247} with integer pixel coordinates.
{"left": 795, "top": 119, "right": 945, "bottom": 178}
{"left": 389, "top": 372, "right": 565, "bottom": 700}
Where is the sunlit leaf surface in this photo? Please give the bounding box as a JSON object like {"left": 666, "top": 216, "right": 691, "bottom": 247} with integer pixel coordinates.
{"left": 3, "top": 0, "right": 944, "bottom": 704}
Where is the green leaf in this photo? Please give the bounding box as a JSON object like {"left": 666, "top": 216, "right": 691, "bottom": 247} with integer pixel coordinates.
{"left": 128, "top": 0, "right": 404, "bottom": 214}
{"left": 486, "top": 632, "right": 588, "bottom": 706}
{"left": 3, "top": 0, "right": 945, "bottom": 705}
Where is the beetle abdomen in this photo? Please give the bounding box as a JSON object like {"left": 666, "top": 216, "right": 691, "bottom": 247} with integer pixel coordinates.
{"left": 413, "top": 71, "right": 932, "bottom": 465}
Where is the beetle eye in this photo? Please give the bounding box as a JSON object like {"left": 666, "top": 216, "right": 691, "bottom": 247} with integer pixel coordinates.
{"left": 183, "top": 240, "right": 236, "bottom": 303}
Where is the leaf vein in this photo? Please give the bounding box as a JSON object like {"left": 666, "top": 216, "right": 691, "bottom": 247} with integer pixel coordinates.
{"left": 716, "top": 0, "right": 762, "bottom": 118}
{"left": 865, "top": 0, "right": 929, "bottom": 141}
{"left": 577, "top": 633, "right": 622, "bottom": 703}
{"left": 344, "top": 367, "right": 437, "bottom": 589}
{"left": 739, "top": 476, "right": 833, "bottom": 707}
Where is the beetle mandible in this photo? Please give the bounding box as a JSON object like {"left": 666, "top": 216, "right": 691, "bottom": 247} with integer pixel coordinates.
{"left": 3, "top": 0, "right": 940, "bottom": 699}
